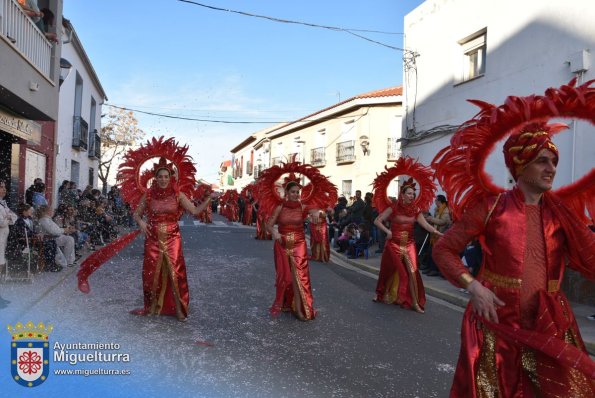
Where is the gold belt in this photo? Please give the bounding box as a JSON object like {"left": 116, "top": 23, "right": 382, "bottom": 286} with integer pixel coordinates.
{"left": 481, "top": 269, "right": 559, "bottom": 292}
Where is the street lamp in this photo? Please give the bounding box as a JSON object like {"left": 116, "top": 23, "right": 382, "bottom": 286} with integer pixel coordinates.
{"left": 59, "top": 58, "right": 72, "bottom": 87}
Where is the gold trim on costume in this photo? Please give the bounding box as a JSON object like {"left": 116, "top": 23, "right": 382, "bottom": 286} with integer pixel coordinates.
{"left": 482, "top": 268, "right": 522, "bottom": 289}
{"left": 458, "top": 273, "right": 475, "bottom": 289}
{"left": 521, "top": 348, "right": 540, "bottom": 393}
{"left": 547, "top": 280, "right": 559, "bottom": 293}
{"left": 476, "top": 326, "right": 499, "bottom": 397}
{"left": 398, "top": 231, "right": 421, "bottom": 310}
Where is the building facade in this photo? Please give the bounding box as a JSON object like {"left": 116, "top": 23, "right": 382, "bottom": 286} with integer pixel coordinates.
{"left": 229, "top": 87, "right": 404, "bottom": 200}
{"left": 401, "top": 0, "right": 594, "bottom": 192}
{"left": 401, "top": 0, "right": 594, "bottom": 303}
{"left": 54, "top": 19, "right": 107, "bottom": 203}
{"left": 0, "top": 0, "right": 64, "bottom": 205}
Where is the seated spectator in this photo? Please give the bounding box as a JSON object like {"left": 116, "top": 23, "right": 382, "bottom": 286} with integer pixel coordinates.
{"left": 5, "top": 203, "right": 37, "bottom": 271}
{"left": 94, "top": 202, "right": 117, "bottom": 244}
{"left": 336, "top": 223, "right": 357, "bottom": 253}
{"left": 32, "top": 182, "right": 48, "bottom": 209}
{"left": 25, "top": 178, "right": 43, "bottom": 206}
{"left": 347, "top": 223, "right": 371, "bottom": 258}
{"left": 37, "top": 205, "right": 76, "bottom": 269}
{"left": 54, "top": 205, "right": 88, "bottom": 255}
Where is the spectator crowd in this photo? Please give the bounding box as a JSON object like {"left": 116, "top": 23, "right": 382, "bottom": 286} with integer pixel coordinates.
{"left": 2, "top": 178, "right": 133, "bottom": 277}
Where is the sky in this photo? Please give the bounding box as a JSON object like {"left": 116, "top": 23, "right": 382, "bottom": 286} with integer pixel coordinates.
{"left": 63, "top": 0, "right": 425, "bottom": 183}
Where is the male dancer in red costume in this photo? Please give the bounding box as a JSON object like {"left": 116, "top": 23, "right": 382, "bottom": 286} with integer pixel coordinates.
{"left": 433, "top": 119, "right": 595, "bottom": 394}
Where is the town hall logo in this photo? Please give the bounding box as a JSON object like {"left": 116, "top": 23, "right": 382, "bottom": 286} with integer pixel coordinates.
{"left": 7, "top": 321, "right": 53, "bottom": 387}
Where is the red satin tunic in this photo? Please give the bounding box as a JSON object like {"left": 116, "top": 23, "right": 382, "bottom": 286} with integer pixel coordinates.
{"left": 271, "top": 202, "right": 316, "bottom": 320}
{"left": 433, "top": 188, "right": 595, "bottom": 397}
{"left": 375, "top": 208, "right": 426, "bottom": 311}
{"left": 141, "top": 192, "right": 189, "bottom": 319}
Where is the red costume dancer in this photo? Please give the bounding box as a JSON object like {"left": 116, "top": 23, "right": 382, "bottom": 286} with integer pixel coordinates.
{"left": 77, "top": 137, "right": 210, "bottom": 322}
{"left": 240, "top": 184, "right": 255, "bottom": 226}
{"left": 255, "top": 207, "right": 272, "bottom": 240}
{"left": 194, "top": 184, "right": 213, "bottom": 224}
{"left": 257, "top": 161, "right": 337, "bottom": 321}
{"left": 303, "top": 184, "right": 333, "bottom": 263}
{"left": 372, "top": 157, "right": 439, "bottom": 313}
{"left": 432, "top": 80, "right": 595, "bottom": 397}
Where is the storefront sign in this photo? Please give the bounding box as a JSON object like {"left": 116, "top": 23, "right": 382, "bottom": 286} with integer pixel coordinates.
{"left": 0, "top": 107, "right": 41, "bottom": 145}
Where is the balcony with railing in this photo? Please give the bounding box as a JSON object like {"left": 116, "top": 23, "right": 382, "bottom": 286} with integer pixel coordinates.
{"left": 271, "top": 156, "right": 283, "bottom": 166}
{"left": 253, "top": 164, "right": 263, "bottom": 179}
{"left": 88, "top": 130, "right": 101, "bottom": 159}
{"left": 310, "top": 147, "right": 326, "bottom": 167}
{"left": 387, "top": 137, "right": 401, "bottom": 161}
{"left": 336, "top": 141, "right": 356, "bottom": 164}
{"left": 72, "top": 116, "right": 88, "bottom": 150}
{"left": 0, "top": 0, "right": 53, "bottom": 78}
{"left": 287, "top": 152, "right": 302, "bottom": 163}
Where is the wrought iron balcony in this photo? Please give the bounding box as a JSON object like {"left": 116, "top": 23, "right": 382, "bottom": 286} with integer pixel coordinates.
{"left": 387, "top": 137, "right": 401, "bottom": 161}
{"left": 310, "top": 147, "right": 326, "bottom": 167}
{"left": 336, "top": 140, "right": 356, "bottom": 164}
{"left": 88, "top": 130, "right": 101, "bottom": 159}
{"left": 72, "top": 116, "right": 88, "bottom": 150}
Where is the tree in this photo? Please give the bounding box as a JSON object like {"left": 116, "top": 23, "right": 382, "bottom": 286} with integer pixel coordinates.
{"left": 99, "top": 108, "right": 145, "bottom": 193}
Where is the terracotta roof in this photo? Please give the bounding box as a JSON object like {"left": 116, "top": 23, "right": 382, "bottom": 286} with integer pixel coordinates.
{"left": 355, "top": 86, "right": 402, "bottom": 99}
{"left": 267, "top": 85, "right": 403, "bottom": 138}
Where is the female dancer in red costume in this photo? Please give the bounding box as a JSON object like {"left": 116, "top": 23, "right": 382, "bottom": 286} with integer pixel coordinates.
{"left": 257, "top": 161, "right": 337, "bottom": 321}
{"left": 194, "top": 183, "right": 213, "bottom": 224}
{"left": 303, "top": 184, "right": 330, "bottom": 263}
{"left": 132, "top": 165, "right": 209, "bottom": 321}
{"left": 372, "top": 157, "right": 440, "bottom": 313}
{"left": 77, "top": 137, "right": 209, "bottom": 322}
{"left": 240, "top": 184, "right": 254, "bottom": 226}
{"left": 432, "top": 80, "right": 595, "bottom": 396}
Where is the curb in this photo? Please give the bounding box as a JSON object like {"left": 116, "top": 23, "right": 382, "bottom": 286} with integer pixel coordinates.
{"left": 331, "top": 251, "right": 595, "bottom": 356}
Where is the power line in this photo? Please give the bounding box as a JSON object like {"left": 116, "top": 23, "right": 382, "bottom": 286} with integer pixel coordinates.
{"left": 105, "top": 103, "right": 370, "bottom": 124}
{"left": 105, "top": 104, "right": 281, "bottom": 124}
{"left": 176, "top": 0, "right": 409, "bottom": 52}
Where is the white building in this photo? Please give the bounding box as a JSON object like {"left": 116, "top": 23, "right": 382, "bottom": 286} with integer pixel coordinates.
{"left": 55, "top": 19, "right": 106, "bottom": 202}
{"left": 229, "top": 87, "right": 404, "bottom": 198}
{"left": 401, "top": 0, "right": 594, "bottom": 191}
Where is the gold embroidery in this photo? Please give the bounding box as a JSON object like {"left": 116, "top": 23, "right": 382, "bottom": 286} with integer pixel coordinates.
{"left": 521, "top": 348, "right": 540, "bottom": 394}
{"left": 547, "top": 280, "right": 559, "bottom": 293}
{"left": 562, "top": 330, "right": 595, "bottom": 397}
{"left": 476, "top": 326, "right": 499, "bottom": 397}
{"left": 399, "top": 231, "right": 422, "bottom": 310}
{"left": 482, "top": 268, "right": 521, "bottom": 289}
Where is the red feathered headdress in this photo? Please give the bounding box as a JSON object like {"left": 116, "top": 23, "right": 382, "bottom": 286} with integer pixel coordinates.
{"left": 432, "top": 79, "right": 595, "bottom": 223}
{"left": 118, "top": 136, "right": 197, "bottom": 209}
{"left": 255, "top": 160, "right": 338, "bottom": 219}
{"left": 193, "top": 183, "right": 213, "bottom": 202}
{"left": 372, "top": 156, "right": 436, "bottom": 215}
{"left": 240, "top": 183, "right": 255, "bottom": 200}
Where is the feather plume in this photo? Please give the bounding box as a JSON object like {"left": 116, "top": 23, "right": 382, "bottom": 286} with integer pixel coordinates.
{"left": 432, "top": 80, "right": 595, "bottom": 222}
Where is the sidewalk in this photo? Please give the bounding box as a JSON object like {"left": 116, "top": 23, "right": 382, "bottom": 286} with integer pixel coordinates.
{"left": 330, "top": 243, "right": 595, "bottom": 356}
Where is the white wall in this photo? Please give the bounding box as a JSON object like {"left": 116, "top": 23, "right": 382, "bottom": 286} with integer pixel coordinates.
{"left": 55, "top": 33, "right": 103, "bottom": 202}
{"left": 402, "top": 0, "right": 595, "bottom": 192}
